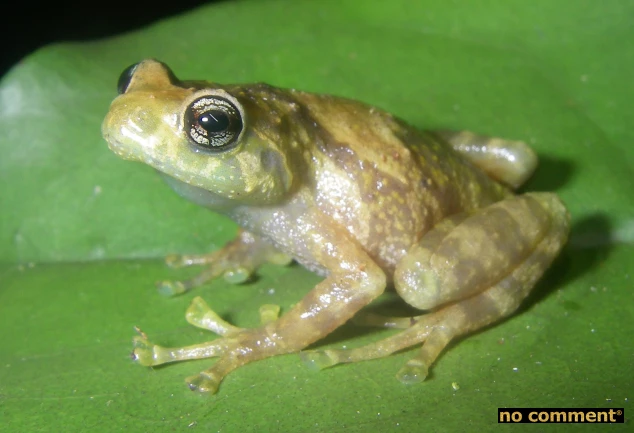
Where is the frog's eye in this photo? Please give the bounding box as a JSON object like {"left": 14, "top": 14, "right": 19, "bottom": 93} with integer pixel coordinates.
{"left": 117, "top": 60, "right": 180, "bottom": 94}
{"left": 117, "top": 62, "right": 140, "bottom": 95}
{"left": 185, "top": 96, "right": 243, "bottom": 151}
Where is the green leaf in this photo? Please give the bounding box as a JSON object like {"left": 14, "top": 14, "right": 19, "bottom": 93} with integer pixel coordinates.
{"left": 1, "top": 0, "right": 632, "bottom": 431}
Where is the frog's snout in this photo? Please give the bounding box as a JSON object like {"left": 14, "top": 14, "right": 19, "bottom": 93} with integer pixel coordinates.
{"left": 105, "top": 137, "right": 137, "bottom": 161}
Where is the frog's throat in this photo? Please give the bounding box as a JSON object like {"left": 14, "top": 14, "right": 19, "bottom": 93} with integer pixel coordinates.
{"left": 159, "top": 172, "right": 236, "bottom": 210}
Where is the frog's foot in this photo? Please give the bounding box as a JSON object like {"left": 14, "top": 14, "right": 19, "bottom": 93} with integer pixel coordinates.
{"left": 300, "top": 306, "right": 446, "bottom": 380}
{"left": 351, "top": 311, "right": 425, "bottom": 329}
{"left": 158, "top": 230, "right": 292, "bottom": 296}
{"left": 300, "top": 279, "right": 512, "bottom": 383}
{"left": 347, "top": 311, "right": 453, "bottom": 382}
{"left": 431, "top": 130, "right": 538, "bottom": 189}
{"left": 132, "top": 297, "right": 282, "bottom": 393}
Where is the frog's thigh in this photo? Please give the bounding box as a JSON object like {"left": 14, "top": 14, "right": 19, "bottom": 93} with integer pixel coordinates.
{"left": 395, "top": 192, "right": 569, "bottom": 311}
{"left": 432, "top": 130, "right": 537, "bottom": 189}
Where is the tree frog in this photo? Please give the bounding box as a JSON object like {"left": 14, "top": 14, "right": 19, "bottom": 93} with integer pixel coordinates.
{"left": 102, "top": 59, "right": 570, "bottom": 394}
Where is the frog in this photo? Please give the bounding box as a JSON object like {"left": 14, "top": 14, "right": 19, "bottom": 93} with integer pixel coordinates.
{"left": 102, "top": 59, "right": 570, "bottom": 394}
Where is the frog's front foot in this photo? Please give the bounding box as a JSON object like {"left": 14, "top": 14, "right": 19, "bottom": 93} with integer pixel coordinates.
{"left": 156, "top": 252, "right": 255, "bottom": 297}
{"left": 131, "top": 297, "right": 283, "bottom": 394}
{"left": 157, "top": 230, "right": 292, "bottom": 297}
{"left": 131, "top": 333, "right": 224, "bottom": 393}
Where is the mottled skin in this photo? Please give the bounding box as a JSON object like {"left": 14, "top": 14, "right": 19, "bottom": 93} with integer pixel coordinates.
{"left": 102, "top": 60, "right": 570, "bottom": 393}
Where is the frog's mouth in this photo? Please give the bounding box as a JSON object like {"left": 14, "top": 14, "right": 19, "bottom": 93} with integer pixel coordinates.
{"left": 103, "top": 133, "right": 166, "bottom": 171}
{"left": 105, "top": 136, "right": 168, "bottom": 173}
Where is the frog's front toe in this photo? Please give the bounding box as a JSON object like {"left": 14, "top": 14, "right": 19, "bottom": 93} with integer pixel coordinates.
{"left": 186, "top": 371, "right": 222, "bottom": 394}
{"left": 185, "top": 296, "right": 243, "bottom": 336}
{"left": 131, "top": 333, "right": 154, "bottom": 366}
{"left": 164, "top": 254, "right": 191, "bottom": 269}
{"left": 131, "top": 332, "right": 174, "bottom": 366}
{"left": 156, "top": 280, "right": 187, "bottom": 297}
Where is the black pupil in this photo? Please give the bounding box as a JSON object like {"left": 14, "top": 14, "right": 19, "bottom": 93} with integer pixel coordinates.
{"left": 198, "top": 111, "right": 230, "bottom": 133}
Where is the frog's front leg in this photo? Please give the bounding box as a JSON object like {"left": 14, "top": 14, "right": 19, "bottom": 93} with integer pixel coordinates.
{"left": 158, "top": 229, "right": 292, "bottom": 296}
{"left": 133, "top": 222, "right": 386, "bottom": 393}
{"left": 302, "top": 192, "right": 569, "bottom": 383}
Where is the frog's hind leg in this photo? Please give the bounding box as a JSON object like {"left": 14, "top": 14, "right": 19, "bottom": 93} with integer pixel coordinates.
{"left": 303, "top": 277, "right": 536, "bottom": 383}
{"left": 351, "top": 311, "right": 424, "bottom": 329}
{"left": 301, "top": 192, "right": 569, "bottom": 383}
{"left": 431, "top": 130, "right": 537, "bottom": 189}
{"left": 301, "top": 291, "right": 494, "bottom": 382}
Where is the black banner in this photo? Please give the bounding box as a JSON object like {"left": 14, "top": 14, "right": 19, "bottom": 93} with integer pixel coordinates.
{"left": 498, "top": 408, "right": 624, "bottom": 423}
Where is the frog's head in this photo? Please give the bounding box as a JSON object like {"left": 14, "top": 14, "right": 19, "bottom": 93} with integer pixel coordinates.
{"left": 102, "top": 59, "right": 299, "bottom": 208}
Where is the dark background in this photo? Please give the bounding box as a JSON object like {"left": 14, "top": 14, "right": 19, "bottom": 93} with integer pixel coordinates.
{"left": 1, "top": 0, "right": 223, "bottom": 78}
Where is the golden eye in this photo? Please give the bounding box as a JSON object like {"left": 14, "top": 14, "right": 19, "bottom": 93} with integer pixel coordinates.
{"left": 185, "top": 96, "right": 243, "bottom": 151}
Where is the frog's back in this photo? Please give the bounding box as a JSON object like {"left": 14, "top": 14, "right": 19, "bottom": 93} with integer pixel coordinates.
{"left": 291, "top": 90, "right": 511, "bottom": 270}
